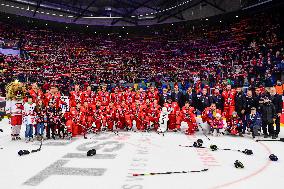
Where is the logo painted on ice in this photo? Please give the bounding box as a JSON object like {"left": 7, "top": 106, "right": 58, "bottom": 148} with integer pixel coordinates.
{"left": 23, "top": 133, "right": 125, "bottom": 186}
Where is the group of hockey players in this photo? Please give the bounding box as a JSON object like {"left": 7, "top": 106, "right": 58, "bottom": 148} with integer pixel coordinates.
{"left": 3, "top": 80, "right": 283, "bottom": 142}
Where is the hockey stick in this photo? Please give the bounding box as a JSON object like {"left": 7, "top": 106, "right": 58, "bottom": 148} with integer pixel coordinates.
{"left": 179, "top": 145, "right": 253, "bottom": 155}
{"left": 132, "top": 168, "right": 209, "bottom": 176}
{"left": 18, "top": 139, "right": 43, "bottom": 156}
{"left": 256, "top": 138, "right": 284, "bottom": 142}
{"left": 31, "top": 138, "right": 43, "bottom": 153}
{"left": 197, "top": 123, "right": 211, "bottom": 141}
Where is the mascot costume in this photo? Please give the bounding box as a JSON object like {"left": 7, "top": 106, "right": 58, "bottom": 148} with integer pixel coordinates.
{"left": 5, "top": 80, "right": 25, "bottom": 140}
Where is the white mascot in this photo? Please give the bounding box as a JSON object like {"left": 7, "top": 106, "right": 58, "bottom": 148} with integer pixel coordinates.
{"left": 158, "top": 107, "right": 169, "bottom": 133}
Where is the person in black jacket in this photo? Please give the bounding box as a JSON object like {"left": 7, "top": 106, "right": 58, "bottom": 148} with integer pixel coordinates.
{"left": 184, "top": 87, "right": 197, "bottom": 108}
{"left": 259, "top": 97, "right": 276, "bottom": 138}
{"left": 269, "top": 87, "right": 283, "bottom": 138}
{"left": 159, "top": 88, "right": 171, "bottom": 106}
{"left": 247, "top": 107, "right": 262, "bottom": 138}
{"left": 209, "top": 88, "right": 223, "bottom": 110}
{"left": 196, "top": 88, "right": 210, "bottom": 113}
{"left": 235, "top": 87, "right": 246, "bottom": 114}
{"left": 46, "top": 101, "right": 56, "bottom": 139}
{"left": 171, "top": 84, "right": 184, "bottom": 108}
{"left": 243, "top": 90, "right": 257, "bottom": 133}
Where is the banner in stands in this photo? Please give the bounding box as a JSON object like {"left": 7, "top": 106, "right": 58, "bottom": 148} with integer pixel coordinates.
{"left": 0, "top": 39, "right": 20, "bottom": 56}
{"left": 0, "top": 39, "right": 19, "bottom": 49}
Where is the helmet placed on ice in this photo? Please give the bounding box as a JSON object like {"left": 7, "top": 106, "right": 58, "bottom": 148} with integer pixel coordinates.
{"left": 210, "top": 144, "right": 218, "bottom": 151}
{"left": 87, "top": 149, "right": 96, "bottom": 156}
{"left": 234, "top": 160, "right": 244, "bottom": 168}
{"left": 242, "top": 149, "right": 253, "bottom": 155}
{"left": 197, "top": 139, "right": 203, "bottom": 145}
{"left": 269, "top": 154, "right": 278, "bottom": 161}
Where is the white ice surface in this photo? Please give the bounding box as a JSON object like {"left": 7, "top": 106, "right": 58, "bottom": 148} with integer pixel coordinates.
{"left": 0, "top": 118, "right": 284, "bottom": 189}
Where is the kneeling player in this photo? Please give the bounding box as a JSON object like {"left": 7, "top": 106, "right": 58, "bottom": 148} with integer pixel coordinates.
{"left": 180, "top": 101, "right": 197, "bottom": 135}
{"left": 226, "top": 111, "right": 243, "bottom": 136}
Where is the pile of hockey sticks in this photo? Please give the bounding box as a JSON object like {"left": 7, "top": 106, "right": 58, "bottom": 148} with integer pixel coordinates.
{"left": 18, "top": 139, "right": 43, "bottom": 156}
{"left": 132, "top": 168, "right": 209, "bottom": 176}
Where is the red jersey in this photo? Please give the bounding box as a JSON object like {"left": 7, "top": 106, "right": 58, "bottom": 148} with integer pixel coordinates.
{"left": 97, "top": 91, "right": 110, "bottom": 106}
{"left": 222, "top": 89, "right": 236, "bottom": 107}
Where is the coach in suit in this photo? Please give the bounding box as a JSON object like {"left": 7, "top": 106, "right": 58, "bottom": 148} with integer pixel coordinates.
{"left": 171, "top": 85, "right": 184, "bottom": 107}
{"left": 184, "top": 87, "right": 197, "bottom": 108}
{"left": 159, "top": 88, "right": 171, "bottom": 106}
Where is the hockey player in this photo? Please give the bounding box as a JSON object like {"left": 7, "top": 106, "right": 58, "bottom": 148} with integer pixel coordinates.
{"left": 147, "top": 86, "right": 159, "bottom": 102}
{"left": 5, "top": 80, "right": 24, "bottom": 140}
{"left": 132, "top": 100, "right": 142, "bottom": 130}
{"left": 23, "top": 96, "right": 36, "bottom": 142}
{"left": 201, "top": 103, "right": 222, "bottom": 134}
{"left": 222, "top": 84, "right": 236, "bottom": 119}
{"left": 111, "top": 86, "right": 124, "bottom": 106}
{"left": 124, "top": 87, "right": 135, "bottom": 105}
{"left": 29, "top": 83, "right": 43, "bottom": 102}
{"left": 226, "top": 111, "right": 243, "bottom": 136}
{"left": 97, "top": 84, "right": 110, "bottom": 107}
{"left": 81, "top": 85, "right": 96, "bottom": 104}
{"left": 166, "top": 98, "right": 180, "bottom": 131}
{"left": 180, "top": 101, "right": 197, "bottom": 135}
{"left": 147, "top": 99, "right": 161, "bottom": 130}
{"left": 70, "top": 84, "right": 82, "bottom": 107}
{"left": 135, "top": 88, "right": 146, "bottom": 103}
{"left": 91, "top": 100, "right": 103, "bottom": 132}
{"left": 158, "top": 107, "right": 170, "bottom": 133}
{"left": 105, "top": 102, "right": 116, "bottom": 131}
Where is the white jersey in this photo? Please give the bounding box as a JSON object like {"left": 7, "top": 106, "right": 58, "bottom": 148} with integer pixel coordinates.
{"left": 60, "top": 96, "right": 70, "bottom": 113}
{"left": 23, "top": 102, "right": 36, "bottom": 125}
{"left": 158, "top": 111, "right": 169, "bottom": 133}
{"left": 6, "top": 99, "right": 24, "bottom": 115}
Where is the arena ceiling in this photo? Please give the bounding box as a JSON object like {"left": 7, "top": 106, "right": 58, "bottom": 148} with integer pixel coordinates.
{"left": 0, "top": 0, "right": 275, "bottom": 26}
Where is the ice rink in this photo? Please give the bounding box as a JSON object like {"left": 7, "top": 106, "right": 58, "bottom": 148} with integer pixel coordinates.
{"left": 0, "top": 118, "right": 283, "bottom": 189}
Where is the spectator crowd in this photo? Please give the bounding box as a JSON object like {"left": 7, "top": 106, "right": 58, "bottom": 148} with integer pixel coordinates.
{"left": 0, "top": 10, "right": 283, "bottom": 142}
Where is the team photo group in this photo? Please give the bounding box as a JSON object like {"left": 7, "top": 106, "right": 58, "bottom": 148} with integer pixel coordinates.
{"left": 4, "top": 79, "right": 283, "bottom": 142}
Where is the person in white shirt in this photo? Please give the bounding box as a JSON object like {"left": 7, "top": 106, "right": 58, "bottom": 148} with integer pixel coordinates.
{"left": 24, "top": 96, "right": 36, "bottom": 142}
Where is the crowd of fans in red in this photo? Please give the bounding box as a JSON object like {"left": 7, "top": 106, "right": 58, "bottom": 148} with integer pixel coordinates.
{"left": 0, "top": 11, "right": 283, "bottom": 96}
